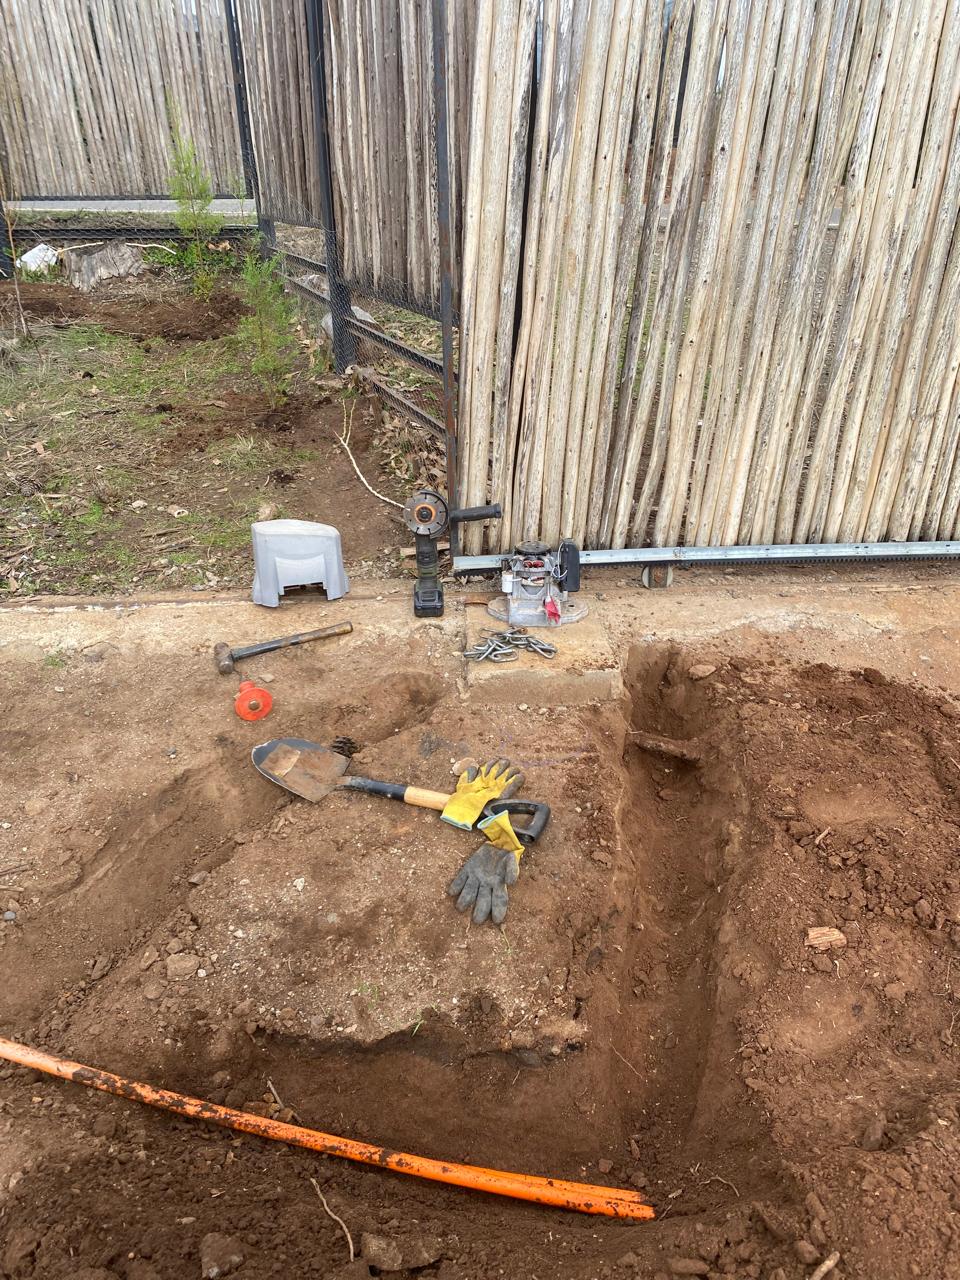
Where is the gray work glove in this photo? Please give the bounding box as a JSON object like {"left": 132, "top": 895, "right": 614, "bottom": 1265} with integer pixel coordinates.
{"left": 448, "top": 844, "right": 520, "bottom": 925}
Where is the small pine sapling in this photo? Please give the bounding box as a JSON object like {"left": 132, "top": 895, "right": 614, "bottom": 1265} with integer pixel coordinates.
{"left": 169, "top": 124, "right": 223, "bottom": 297}
{"left": 237, "top": 252, "right": 296, "bottom": 407}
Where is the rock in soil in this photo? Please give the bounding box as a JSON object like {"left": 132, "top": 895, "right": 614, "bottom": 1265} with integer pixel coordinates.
{"left": 401, "top": 1235, "right": 443, "bottom": 1268}
{"left": 199, "top": 1232, "right": 245, "bottom": 1278}
{"left": 2, "top": 1228, "right": 39, "bottom": 1274}
{"left": 91, "top": 1113, "right": 116, "bottom": 1139}
{"left": 860, "top": 1114, "right": 887, "bottom": 1151}
{"left": 667, "top": 1260, "right": 710, "bottom": 1276}
{"left": 360, "top": 1233, "right": 403, "bottom": 1271}
{"left": 165, "top": 951, "right": 200, "bottom": 980}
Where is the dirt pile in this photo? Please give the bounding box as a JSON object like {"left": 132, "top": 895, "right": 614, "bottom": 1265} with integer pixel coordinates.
{"left": 0, "top": 282, "right": 248, "bottom": 340}
{"left": 1, "top": 650, "right": 958, "bottom": 1278}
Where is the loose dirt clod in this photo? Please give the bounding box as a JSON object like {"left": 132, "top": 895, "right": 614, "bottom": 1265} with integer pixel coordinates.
{"left": 199, "top": 1232, "right": 245, "bottom": 1278}
{"left": 860, "top": 1114, "right": 887, "bottom": 1151}
{"left": 794, "top": 1238, "right": 820, "bottom": 1264}
{"left": 805, "top": 926, "right": 847, "bottom": 951}
{"left": 360, "top": 1233, "right": 403, "bottom": 1271}
{"left": 667, "top": 1259, "right": 710, "bottom": 1276}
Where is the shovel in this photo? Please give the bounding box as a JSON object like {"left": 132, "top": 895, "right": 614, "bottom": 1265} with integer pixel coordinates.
{"left": 252, "top": 737, "right": 450, "bottom": 810}
{"left": 251, "top": 737, "right": 550, "bottom": 842}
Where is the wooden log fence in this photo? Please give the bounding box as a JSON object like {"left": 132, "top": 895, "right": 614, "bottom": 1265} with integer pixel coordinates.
{"left": 321, "top": 0, "right": 473, "bottom": 308}
{"left": 4, "top": 0, "right": 960, "bottom": 551}
{"left": 457, "top": 0, "right": 960, "bottom": 552}
{"left": 0, "top": 0, "right": 243, "bottom": 197}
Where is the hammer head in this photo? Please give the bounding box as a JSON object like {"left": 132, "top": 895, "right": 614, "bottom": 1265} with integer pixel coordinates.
{"left": 214, "top": 642, "right": 235, "bottom": 675}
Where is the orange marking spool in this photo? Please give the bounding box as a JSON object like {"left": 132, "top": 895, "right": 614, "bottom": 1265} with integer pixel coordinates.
{"left": 235, "top": 679, "right": 272, "bottom": 721}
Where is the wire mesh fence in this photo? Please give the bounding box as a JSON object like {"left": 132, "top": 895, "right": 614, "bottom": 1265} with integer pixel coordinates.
{"left": 230, "top": 0, "right": 459, "bottom": 457}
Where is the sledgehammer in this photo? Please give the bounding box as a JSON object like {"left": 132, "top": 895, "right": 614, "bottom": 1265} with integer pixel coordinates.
{"left": 214, "top": 621, "right": 353, "bottom": 674}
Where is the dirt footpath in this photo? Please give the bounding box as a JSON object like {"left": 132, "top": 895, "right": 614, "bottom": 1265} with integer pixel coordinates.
{"left": 1, "top": 565, "right": 959, "bottom": 1279}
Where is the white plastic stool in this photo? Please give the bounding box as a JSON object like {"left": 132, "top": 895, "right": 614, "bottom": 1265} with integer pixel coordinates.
{"left": 251, "top": 519, "right": 349, "bottom": 608}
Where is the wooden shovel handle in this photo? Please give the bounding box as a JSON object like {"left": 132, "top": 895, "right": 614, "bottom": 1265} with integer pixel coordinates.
{"left": 340, "top": 776, "right": 451, "bottom": 811}
{"left": 401, "top": 785, "right": 451, "bottom": 811}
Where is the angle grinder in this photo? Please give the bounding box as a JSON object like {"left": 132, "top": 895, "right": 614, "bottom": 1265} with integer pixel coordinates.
{"left": 402, "top": 488, "right": 501, "bottom": 617}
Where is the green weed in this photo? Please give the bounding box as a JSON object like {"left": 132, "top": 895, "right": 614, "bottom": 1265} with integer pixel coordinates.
{"left": 58, "top": 324, "right": 120, "bottom": 353}
{"left": 75, "top": 499, "right": 107, "bottom": 529}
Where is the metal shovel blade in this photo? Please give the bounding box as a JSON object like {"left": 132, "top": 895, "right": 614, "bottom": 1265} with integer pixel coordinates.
{"left": 251, "top": 737, "right": 350, "bottom": 802}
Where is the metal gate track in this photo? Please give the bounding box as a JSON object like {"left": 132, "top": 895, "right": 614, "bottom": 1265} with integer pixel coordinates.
{"left": 453, "top": 541, "right": 960, "bottom": 573}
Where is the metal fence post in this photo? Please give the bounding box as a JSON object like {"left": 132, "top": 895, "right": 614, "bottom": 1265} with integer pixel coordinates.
{"left": 0, "top": 198, "right": 12, "bottom": 279}
{"left": 223, "top": 0, "right": 258, "bottom": 202}
{"left": 223, "top": 0, "right": 269, "bottom": 245}
{"left": 431, "top": 0, "right": 460, "bottom": 555}
{"left": 305, "top": 0, "right": 357, "bottom": 371}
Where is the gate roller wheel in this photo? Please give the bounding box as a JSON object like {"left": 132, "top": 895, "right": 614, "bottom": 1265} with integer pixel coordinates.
{"left": 640, "top": 564, "right": 674, "bottom": 590}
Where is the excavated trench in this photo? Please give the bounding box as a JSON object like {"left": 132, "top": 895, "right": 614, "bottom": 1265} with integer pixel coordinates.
{"left": 10, "top": 650, "right": 788, "bottom": 1201}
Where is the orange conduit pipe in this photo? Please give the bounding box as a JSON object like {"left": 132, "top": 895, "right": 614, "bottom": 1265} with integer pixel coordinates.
{"left": 0, "top": 1036, "right": 654, "bottom": 1221}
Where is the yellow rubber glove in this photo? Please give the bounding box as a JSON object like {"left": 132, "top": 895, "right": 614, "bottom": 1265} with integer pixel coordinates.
{"left": 440, "top": 758, "right": 523, "bottom": 831}
{"left": 476, "top": 809, "right": 524, "bottom": 858}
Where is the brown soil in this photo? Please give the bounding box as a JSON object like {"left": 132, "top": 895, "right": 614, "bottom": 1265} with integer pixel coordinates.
{"left": 0, "top": 282, "right": 248, "bottom": 341}
{"left": 149, "top": 388, "right": 405, "bottom": 572}
{"left": 1, "top": 640, "right": 958, "bottom": 1279}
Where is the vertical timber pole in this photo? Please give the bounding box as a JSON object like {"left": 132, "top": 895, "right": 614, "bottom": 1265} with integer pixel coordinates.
{"left": 305, "top": 0, "right": 357, "bottom": 371}
{"left": 431, "top": 0, "right": 460, "bottom": 556}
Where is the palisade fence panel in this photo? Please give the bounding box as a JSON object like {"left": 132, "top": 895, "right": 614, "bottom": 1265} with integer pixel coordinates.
{"left": 0, "top": 0, "right": 243, "bottom": 198}
{"left": 237, "top": 0, "right": 473, "bottom": 316}
{"left": 457, "top": 0, "right": 960, "bottom": 553}
{"left": 324, "top": 0, "right": 474, "bottom": 312}
{"left": 235, "top": 0, "right": 322, "bottom": 227}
